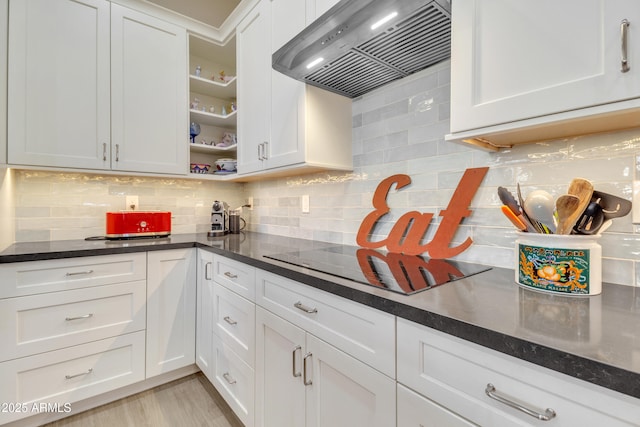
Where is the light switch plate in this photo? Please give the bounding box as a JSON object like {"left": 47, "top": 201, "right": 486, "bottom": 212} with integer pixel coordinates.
{"left": 633, "top": 182, "right": 640, "bottom": 224}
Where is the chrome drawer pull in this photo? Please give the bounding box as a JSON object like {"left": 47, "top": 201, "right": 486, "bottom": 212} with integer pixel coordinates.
{"left": 621, "top": 19, "right": 630, "bottom": 72}
{"left": 485, "top": 383, "right": 556, "bottom": 421}
{"left": 223, "top": 372, "right": 236, "bottom": 385}
{"left": 224, "top": 271, "right": 238, "bottom": 279}
{"left": 65, "top": 368, "right": 93, "bottom": 380}
{"left": 303, "top": 352, "right": 313, "bottom": 386}
{"left": 65, "top": 313, "right": 94, "bottom": 321}
{"left": 223, "top": 316, "right": 237, "bottom": 325}
{"left": 65, "top": 270, "right": 94, "bottom": 276}
{"left": 205, "top": 262, "right": 212, "bottom": 280}
{"left": 292, "top": 345, "right": 302, "bottom": 378}
{"left": 294, "top": 301, "right": 317, "bottom": 314}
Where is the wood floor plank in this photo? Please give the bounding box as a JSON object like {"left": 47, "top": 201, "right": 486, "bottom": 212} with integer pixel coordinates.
{"left": 42, "top": 373, "right": 244, "bottom": 427}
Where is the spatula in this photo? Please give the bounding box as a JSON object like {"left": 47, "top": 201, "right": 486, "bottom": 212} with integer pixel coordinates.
{"left": 566, "top": 178, "right": 594, "bottom": 229}
{"left": 592, "top": 190, "right": 632, "bottom": 220}
{"left": 555, "top": 194, "right": 581, "bottom": 234}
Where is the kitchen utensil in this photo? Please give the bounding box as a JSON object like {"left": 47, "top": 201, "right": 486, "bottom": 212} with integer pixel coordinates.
{"left": 517, "top": 183, "right": 543, "bottom": 233}
{"left": 567, "top": 178, "right": 593, "bottom": 221}
{"left": 523, "top": 190, "right": 556, "bottom": 233}
{"left": 498, "top": 187, "right": 536, "bottom": 232}
{"left": 501, "top": 205, "right": 527, "bottom": 231}
{"left": 573, "top": 201, "right": 605, "bottom": 235}
{"left": 592, "top": 190, "right": 632, "bottom": 220}
{"left": 598, "top": 219, "right": 613, "bottom": 234}
{"left": 555, "top": 194, "right": 581, "bottom": 235}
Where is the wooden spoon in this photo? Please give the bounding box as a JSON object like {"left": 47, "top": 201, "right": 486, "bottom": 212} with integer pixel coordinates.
{"left": 566, "top": 178, "right": 594, "bottom": 230}
{"left": 555, "top": 194, "right": 581, "bottom": 234}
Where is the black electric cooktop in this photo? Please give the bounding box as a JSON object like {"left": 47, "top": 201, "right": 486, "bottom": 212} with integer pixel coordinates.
{"left": 264, "top": 245, "right": 491, "bottom": 295}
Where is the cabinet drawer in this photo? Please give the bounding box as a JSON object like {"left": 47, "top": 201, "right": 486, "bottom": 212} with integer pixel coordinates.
{"left": 397, "top": 319, "right": 640, "bottom": 427}
{"left": 256, "top": 270, "right": 395, "bottom": 378}
{"left": 214, "top": 256, "right": 256, "bottom": 301}
{"left": 0, "top": 253, "right": 147, "bottom": 298}
{"left": 0, "top": 281, "right": 146, "bottom": 362}
{"left": 211, "top": 333, "right": 255, "bottom": 427}
{"left": 0, "top": 331, "right": 145, "bottom": 424}
{"left": 213, "top": 283, "right": 255, "bottom": 367}
{"left": 397, "top": 384, "right": 477, "bottom": 427}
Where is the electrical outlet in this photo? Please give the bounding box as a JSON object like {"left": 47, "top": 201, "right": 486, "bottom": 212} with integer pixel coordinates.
{"left": 126, "top": 195, "right": 138, "bottom": 211}
{"left": 633, "top": 182, "right": 640, "bottom": 224}
{"left": 302, "top": 195, "right": 310, "bottom": 213}
{"left": 247, "top": 196, "right": 254, "bottom": 210}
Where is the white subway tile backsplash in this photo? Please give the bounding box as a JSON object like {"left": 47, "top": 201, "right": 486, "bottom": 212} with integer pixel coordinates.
{"left": 7, "top": 60, "right": 640, "bottom": 288}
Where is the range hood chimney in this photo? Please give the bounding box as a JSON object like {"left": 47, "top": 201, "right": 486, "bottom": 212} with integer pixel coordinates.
{"left": 272, "top": 0, "right": 451, "bottom": 99}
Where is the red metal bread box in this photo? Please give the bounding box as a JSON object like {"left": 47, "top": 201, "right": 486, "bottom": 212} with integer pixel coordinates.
{"left": 106, "top": 211, "right": 171, "bottom": 239}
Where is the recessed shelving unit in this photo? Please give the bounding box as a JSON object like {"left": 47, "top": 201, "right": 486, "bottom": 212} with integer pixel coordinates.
{"left": 187, "top": 34, "right": 237, "bottom": 180}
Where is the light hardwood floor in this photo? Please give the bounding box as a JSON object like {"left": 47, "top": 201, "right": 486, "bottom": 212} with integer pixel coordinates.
{"left": 42, "top": 373, "right": 244, "bottom": 427}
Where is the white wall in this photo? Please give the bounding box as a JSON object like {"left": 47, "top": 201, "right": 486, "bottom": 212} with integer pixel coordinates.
{"left": 245, "top": 61, "right": 640, "bottom": 287}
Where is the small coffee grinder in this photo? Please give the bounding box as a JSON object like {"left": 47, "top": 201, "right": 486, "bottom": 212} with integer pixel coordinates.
{"left": 208, "top": 200, "right": 229, "bottom": 237}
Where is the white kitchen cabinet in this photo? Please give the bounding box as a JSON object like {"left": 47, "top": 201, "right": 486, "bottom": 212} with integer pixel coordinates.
{"left": 236, "top": 0, "right": 352, "bottom": 178}
{"left": 8, "top": 0, "right": 188, "bottom": 174}
{"left": 8, "top": 0, "right": 111, "bottom": 170}
{"left": 110, "top": 4, "right": 187, "bottom": 175}
{"left": 397, "top": 384, "right": 477, "bottom": 427}
{"left": 448, "top": 0, "right": 640, "bottom": 150}
{"left": 146, "top": 249, "right": 196, "bottom": 378}
{"left": 196, "top": 249, "right": 215, "bottom": 380}
{"left": 255, "top": 306, "right": 396, "bottom": 427}
{"left": 0, "top": 253, "right": 147, "bottom": 425}
{"left": 397, "top": 318, "right": 640, "bottom": 427}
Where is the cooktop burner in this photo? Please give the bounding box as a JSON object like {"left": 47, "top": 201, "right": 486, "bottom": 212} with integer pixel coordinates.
{"left": 264, "top": 245, "right": 491, "bottom": 295}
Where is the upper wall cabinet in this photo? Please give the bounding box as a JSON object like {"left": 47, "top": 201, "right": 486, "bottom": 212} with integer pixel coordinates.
{"left": 8, "top": 0, "right": 187, "bottom": 175}
{"left": 447, "top": 0, "right": 640, "bottom": 150}
{"left": 236, "top": 0, "right": 352, "bottom": 179}
{"left": 0, "top": 0, "right": 7, "bottom": 166}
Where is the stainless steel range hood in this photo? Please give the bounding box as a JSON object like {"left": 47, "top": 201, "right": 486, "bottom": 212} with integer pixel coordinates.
{"left": 272, "top": 0, "right": 451, "bottom": 99}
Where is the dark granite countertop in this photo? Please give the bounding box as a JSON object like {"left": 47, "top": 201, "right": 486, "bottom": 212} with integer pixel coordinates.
{"left": 1, "top": 232, "right": 639, "bottom": 400}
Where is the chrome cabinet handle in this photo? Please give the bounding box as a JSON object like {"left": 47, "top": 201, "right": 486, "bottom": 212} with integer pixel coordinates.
{"left": 223, "top": 372, "right": 236, "bottom": 385}
{"left": 115, "top": 144, "right": 120, "bottom": 162}
{"left": 294, "top": 301, "right": 317, "bottom": 314}
{"left": 292, "top": 345, "right": 302, "bottom": 378}
{"left": 205, "top": 262, "right": 212, "bottom": 280}
{"left": 621, "top": 19, "right": 630, "bottom": 72}
{"left": 257, "top": 143, "right": 263, "bottom": 160}
{"left": 485, "top": 384, "right": 556, "bottom": 421}
{"left": 65, "top": 313, "right": 93, "bottom": 321}
{"left": 223, "top": 316, "right": 237, "bottom": 325}
{"left": 303, "top": 352, "right": 312, "bottom": 386}
{"left": 224, "top": 271, "right": 238, "bottom": 279}
{"left": 65, "top": 368, "right": 93, "bottom": 380}
{"left": 102, "top": 143, "right": 107, "bottom": 161}
{"left": 262, "top": 141, "right": 269, "bottom": 160}
{"left": 65, "top": 270, "right": 94, "bottom": 277}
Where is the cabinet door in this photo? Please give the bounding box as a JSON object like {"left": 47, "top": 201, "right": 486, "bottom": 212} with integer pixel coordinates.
{"left": 236, "top": 0, "right": 271, "bottom": 174}
{"left": 146, "top": 249, "right": 196, "bottom": 378}
{"left": 450, "top": 0, "right": 640, "bottom": 133}
{"left": 255, "top": 307, "right": 306, "bottom": 427}
{"left": 7, "top": 0, "right": 110, "bottom": 169}
{"left": 397, "top": 384, "right": 477, "bottom": 427}
{"left": 305, "top": 334, "right": 396, "bottom": 427}
{"left": 196, "top": 249, "right": 214, "bottom": 380}
{"left": 267, "top": 0, "right": 307, "bottom": 170}
{"left": 111, "top": 4, "right": 188, "bottom": 175}
{"left": 0, "top": 0, "right": 7, "bottom": 165}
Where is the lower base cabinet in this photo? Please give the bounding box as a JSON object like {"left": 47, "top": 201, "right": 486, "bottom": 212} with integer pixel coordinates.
{"left": 397, "top": 384, "right": 477, "bottom": 427}
{"left": 397, "top": 318, "right": 640, "bottom": 427}
{"left": 146, "top": 249, "right": 196, "bottom": 378}
{"left": 0, "top": 331, "right": 145, "bottom": 425}
{"left": 255, "top": 307, "right": 396, "bottom": 427}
